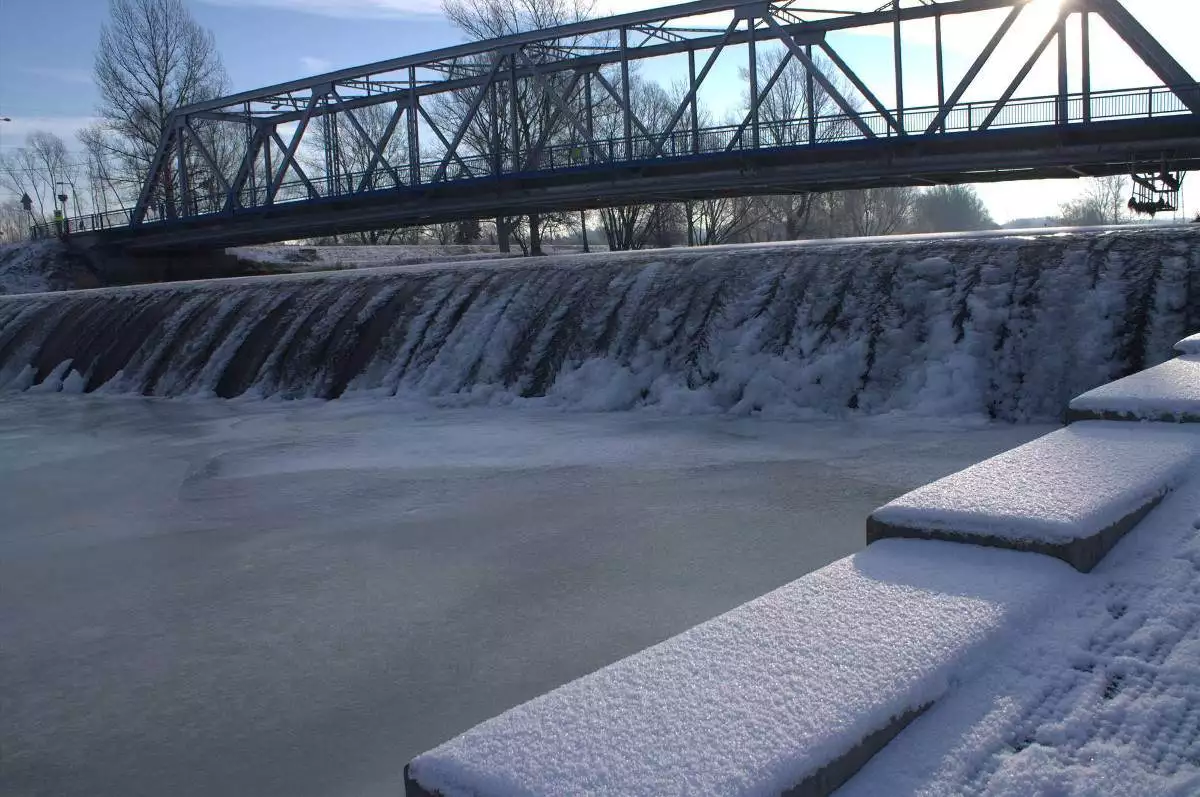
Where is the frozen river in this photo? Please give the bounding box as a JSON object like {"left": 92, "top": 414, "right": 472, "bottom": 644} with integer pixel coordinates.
{"left": 0, "top": 396, "right": 1051, "bottom": 797}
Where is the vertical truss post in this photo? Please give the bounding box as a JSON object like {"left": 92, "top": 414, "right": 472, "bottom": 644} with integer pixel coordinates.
{"left": 490, "top": 80, "right": 502, "bottom": 174}
{"left": 226, "top": 123, "right": 265, "bottom": 211}
{"left": 893, "top": 0, "right": 904, "bottom": 134}
{"left": 620, "top": 27, "right": 632, "bottom": 159}
{"left": 926, "top": 3, "right": 1025, "bottom": 134}
{"left": 1081, "top": 6, "right": 1092, "bottom": 123}
{"left": 688, "top": 48, "right": 700, "bottom": 154}
{"left": 509, "top": 52, "right": 520, "bottom": 172}
{"left": 748, "top": 13, "right": 759, "bottom": 149}
{"left": 1057, "top": 13, "right": 1069, "bottom": 124}
{"left": 176, "top": 120, "right": 190, "bottom": 218}
{"left": 652, "top": 18, "right": 738, "bottom": 157}
{"left": 263, "top": 129, "right": 273, "bottom": 205}
{"left": 935, "top": 13, "right": 946, "bottom": 133}
{"left": 979, "top": 11, "right": 1065, "bottom": 131}
{"left": 408, "top": 67, "right": 421, "bottom": 184}
{"left": 269, "top": 89, "right": 322, "bottom": 200}
{"left": 806, "top": 43, "right": 816, "bottom": 145}
{"left": 763, "top": 15, "right": 874, "bottom": 138}
{"left": 245, "top": 102, "right": 256, "bottom": 202}
{"left": 584, "top": 72, "right": 595, "bottom": 164}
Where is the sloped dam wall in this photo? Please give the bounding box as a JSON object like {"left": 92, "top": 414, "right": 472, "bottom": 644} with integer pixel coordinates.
{"left": 2, "top": 228, "right": 1198, "bottom": 421}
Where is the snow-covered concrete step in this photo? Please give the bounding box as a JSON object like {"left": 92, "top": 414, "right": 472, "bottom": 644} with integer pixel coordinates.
{"left": 868, "top": 423, "right": 1197, "bottom": 572}
{"left": 1069, "top": 355, "right": 1200, "bottom": 423}
{"left": 403, "top": 540, "right": 1071, "bottom": 797}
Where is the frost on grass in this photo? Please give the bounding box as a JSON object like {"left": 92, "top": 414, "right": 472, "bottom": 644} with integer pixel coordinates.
{"left": 408, "top": 540, "right": 1072, "bottom": 797}
{"left": 1071, "top": 356, "right": 1200, "bottom": 421}
{"left": 871, "top": 422, "right": 1199, "bottom": 545}
{"left": 841, "top": 462, "right": 1200, "bottom": 797}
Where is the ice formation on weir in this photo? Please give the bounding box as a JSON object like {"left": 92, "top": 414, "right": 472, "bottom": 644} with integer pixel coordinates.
{"left": 1, "top": 227, "right": 1198, "bottom": 420}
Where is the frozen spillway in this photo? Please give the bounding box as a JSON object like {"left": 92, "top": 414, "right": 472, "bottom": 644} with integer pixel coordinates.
{"left": 1, "top": 227, "right": 1198, "bottom": 420}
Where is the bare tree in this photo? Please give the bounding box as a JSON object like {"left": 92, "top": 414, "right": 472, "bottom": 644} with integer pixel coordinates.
{"left": 0, "top": 200, "right": 28, "bottom": 243}
{"left": 911, "top": 184, "right": 995, "bottom": 233}
{"left": 1059, "top": 176, "right": 1129, "bottom": 226}
{"left": 94, "top": 0, "right": 227, "bottom": 213}
{"left": 437, "top": 0, "right": 595, "bottom": 254}
{"left": 740, "top": 48, "right": 853, "bottom": 240}
{"left": 0, "top": 131, "right": 81, "bottom": 223}
{"left": 595, "top": 80, "right": 686, "bottom": 250}
{"left": 818, "top": 187, "right": 915, "bottom": 238}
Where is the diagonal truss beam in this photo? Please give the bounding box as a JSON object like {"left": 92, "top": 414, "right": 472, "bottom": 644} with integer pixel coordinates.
{"left": 225, "top": 126, "right": 266, "bottom": 211}
{"left": 818, "top": 39, "right": 902, "bottom": 134}
{"left": 270, "top": 130, "right": 319, "bottom": 199}
{"left": 926, "top": 2, "right": 1026, "bottom": 134}
{"left": 516, "top": 64, "right": 609, "bottom": 169}
{"left": 763, "top": 14, "right": 875, "bottom": 138}
{"left": 593, "top": 70, "right": 656, "bottom": 142}
{"left": 268, "top": 90, "right": 322, "bottom": 199}
{"left": 978, "top": 8, "right": 1065, "bottom": 130}
{"left": 432, "top": 54, "right": 504, "bottom": 182}
{"left": 727, "top": 45, "right": 796, "bottom": 150}
{"left": 355, "top": 101, "right": 406, "bottom": 193}
{"left": 131, "top": 118, "right": 178, "bottom": 224}
{"left": 522, "top": 69, "right": 583, "bottom": 169}
{"left": 184, "top": 120, "right": 233, "bottom": 197}
{"left": 1090, "top": 0, "right": 1200, "bottom": 114}
{"left": 417, "top": 104, "right": 475, "bottom": 177}
{"left": 329, "top": 89, "right": 402, "bottom": 189}
{"left": 651, "top": 17, "right": 740, "bottom": 158}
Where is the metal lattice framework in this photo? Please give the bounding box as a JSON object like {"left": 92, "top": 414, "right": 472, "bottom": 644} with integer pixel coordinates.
{"left": 57, "top": 0, "right": 1200, "bottom": 249}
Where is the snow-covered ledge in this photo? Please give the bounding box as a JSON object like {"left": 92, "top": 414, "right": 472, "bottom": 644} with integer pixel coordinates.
{"left": 867, "top": 423, "right": 1197, "bottom": 572}
{"left": 1068, "top": 335, "right": 1200, "bottom": 423}
{"left": 404, "top": 541, "right": 1070, "bottom": 797}
{"left": 403, "top": 337, "right": 1200, "bottom": 797}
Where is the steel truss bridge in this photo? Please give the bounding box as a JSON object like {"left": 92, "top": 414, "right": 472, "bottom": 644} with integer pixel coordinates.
{"left": 53, "top": 0, "right": 1200, "bottom": 251}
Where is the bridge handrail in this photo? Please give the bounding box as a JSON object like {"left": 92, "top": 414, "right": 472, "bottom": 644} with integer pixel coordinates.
{"left": 33, "top": 82, "right": 1200, "bottom": 240}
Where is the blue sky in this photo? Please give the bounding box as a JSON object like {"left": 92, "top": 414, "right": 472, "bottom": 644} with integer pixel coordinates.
{"left": 1, "top": 0, "right": 1198, "bottom": 223}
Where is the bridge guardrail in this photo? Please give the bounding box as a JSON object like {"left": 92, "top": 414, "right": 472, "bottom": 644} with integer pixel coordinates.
{"left": 34, "top": 83, "right": 1200, "bottom": 241}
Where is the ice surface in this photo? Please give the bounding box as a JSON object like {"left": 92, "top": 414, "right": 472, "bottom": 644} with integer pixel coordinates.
{"left": 408, "top": 539, "right": 1073, "bottom": 797}
{"left": 871, "top": 422, "right": 1199, "bottom": 544}
{"left": 1070, "top": 356, "right": 1200, "bottom": 421}
{"left": 0, "top": 396, "right": 1046, "bottom": 797}
{"left": 840, "top": 461, "right": 1200, "bottom": 797}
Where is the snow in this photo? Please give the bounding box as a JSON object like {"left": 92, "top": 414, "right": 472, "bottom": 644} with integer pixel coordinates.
{"left": 1071, "top": 356, "right": 1200, "bottom": 421}
{"left": 839, "top": 459, "right": 1200, "bottom": 797}
{"left": 408, "top": 539, "right": 1074, "bottom": 797}
{"left": 1176, "top": 333, "right": 1200, "bottom": 355}
{"left": 871, "top": 422, "right": 1199, "bottom": 545}
{"left": 0, "top": 396, "right": 1046, "bottom": 797}
{"left": 228, "top": 243, "right": 527, "bottom": 273}
{"left": 2, "top": 227, "right": 1198, "bottom": 422}
{"left": 0, "top": 241, "right": 61, "bottom": 294}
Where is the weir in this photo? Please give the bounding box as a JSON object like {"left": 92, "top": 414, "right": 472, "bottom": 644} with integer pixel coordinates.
{"left": 2, "top": 227, "right": 1198, "bottom": 420}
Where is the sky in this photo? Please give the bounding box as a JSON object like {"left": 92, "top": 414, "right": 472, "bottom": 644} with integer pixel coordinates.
{"left": 0, "top": 0, "right": 1198, "bottom": 224}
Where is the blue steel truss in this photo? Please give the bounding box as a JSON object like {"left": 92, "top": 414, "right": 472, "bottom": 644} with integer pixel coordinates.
{"left": 45, "top": 0, "right": 1200, "bottom": 250}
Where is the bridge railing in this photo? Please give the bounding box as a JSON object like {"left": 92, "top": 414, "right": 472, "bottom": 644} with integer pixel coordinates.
{"left": 35, "top": 83, "right": 1200, "bottom": 240}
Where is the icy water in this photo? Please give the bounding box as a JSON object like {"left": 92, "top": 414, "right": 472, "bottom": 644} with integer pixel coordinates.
{"left": 0, "top": 396, "right": 1050, "bottom": 797}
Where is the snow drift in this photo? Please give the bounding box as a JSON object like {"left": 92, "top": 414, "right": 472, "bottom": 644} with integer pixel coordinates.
{"left": 1, "top": 227, "right": 1198, "bottom": 420}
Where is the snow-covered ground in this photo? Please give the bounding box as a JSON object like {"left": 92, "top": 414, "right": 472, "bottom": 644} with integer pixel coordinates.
{"left": 0, "top": 241, "right": 100, "bottom": 295}
{"left": 228, "top": 243, "right": 527, "bottom": 273}
{"left": 842, "top": 450, "right": 1200, "bottom": 796}
{"left": 0, "top": 395, "right": 1048, "bottom": 797}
